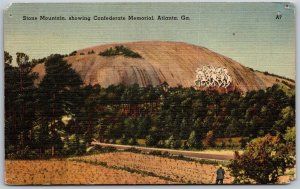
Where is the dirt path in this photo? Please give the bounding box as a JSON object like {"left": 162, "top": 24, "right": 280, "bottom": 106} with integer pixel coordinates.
{"left": 91, "top": 142, "right": 234, "bottom": 161}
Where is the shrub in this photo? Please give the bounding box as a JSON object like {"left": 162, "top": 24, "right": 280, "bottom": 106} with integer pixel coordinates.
{"left": 128, "top": 138, "right": 137, "bottom": 145}
{"left": 157, "top": 140, "right": 165, "bottom": 148}
{"left": 181, "top": 141, "right": 188, "bottom": 149}
{"left": 145, "top": 135, "right": 156, "bottom": 146}
{"left": 90, "top": 146, "right": 117, "bottom": 154}
{"left": 63, "top": 134, "right": 86, "bottom": 156}
{"left": 6, "top": 146, "right": 40, "bottom": 160}
{"left": 108, "top": 139, "right": 116, "bottom": 144}
{"left": 89, "top": 145, "right": 102, "bottom": 152}
{"left": 165, "top": 135, "right": 181, "bottom": 149}
{"left": 149, "top": 150, "right": 162, "bottom": 156}
{"left": 124, "top": 147, "right": 141, "bottom": 153}
{"left": 221, "top": 141, "right": 226, "bottom": 148}
{"left": 101, "top": 146, "right": 117, "bottom": 153}
{"left": 119, "top": 135, "right": 128, "bottom": 145}
{"left": 228, "top": 134, "right": 295, "bottom": 184}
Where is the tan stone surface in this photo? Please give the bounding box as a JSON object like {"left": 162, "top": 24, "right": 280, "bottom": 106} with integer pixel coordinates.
{"left": 32, "top": 41, "right": 294, "bottom": 93}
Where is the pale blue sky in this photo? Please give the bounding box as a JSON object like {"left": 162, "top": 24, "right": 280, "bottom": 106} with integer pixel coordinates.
{"left": 4, "top": 2, "right": 295, "bottom": 79}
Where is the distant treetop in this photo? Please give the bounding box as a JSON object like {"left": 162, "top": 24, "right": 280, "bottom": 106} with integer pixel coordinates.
{"left": 99, "top": 45, "right": 142, "bottom": 58}
{"left": 69, "top": 51, "right": 77, "bottom": 56}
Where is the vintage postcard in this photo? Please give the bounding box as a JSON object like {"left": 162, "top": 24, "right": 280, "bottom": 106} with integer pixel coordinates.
{"left": 4, "top": 2, "right": 295, "bottom": 185}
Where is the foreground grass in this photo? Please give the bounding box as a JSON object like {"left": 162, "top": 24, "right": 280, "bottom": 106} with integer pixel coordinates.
{"left": 5, "top": 159, "right": 171, "bottom": 184}
{"left": 72, "top": 159, "right": 178, "bottom": 183}
{"left": 73, "top": 151, "right": 233, "bottom": 184}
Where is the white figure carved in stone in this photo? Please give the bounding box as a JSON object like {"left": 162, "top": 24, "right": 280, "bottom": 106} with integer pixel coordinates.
{"left": 194, "top": 66, "right": 232, "bottom": 88}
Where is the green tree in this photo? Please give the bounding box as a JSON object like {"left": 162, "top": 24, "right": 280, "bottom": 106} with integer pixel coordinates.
{"left": 187, "top": 130, "right": 203, "bottom": 149}
{"left": 75, "top": 86, "right": 101, "bottom": 143}
{"left": 179, "top": 118, "right": 189, "bottom": 139}
{"left": 225, "top": 119, "right": 240, "bottom": 137}
{"left": 5, "top": 52, "right": 38, "bottom": 156}
{"left": 145, "top": 126, "right": 162, "bottom": 147}
{"left": 136, "top": 116, "right": 151, "bottom": 138}
{"left": 4, "top": 51, "right": 12, "bottom": 64}
{"left": 38, "top": 54, "right": 82, "bottom": 156}
{"left": 5, "top": 51, "right": 18, "bottom": 152}
{"left": 31, "top": 114, "right": 51, "bottom": 157}
{"left": 283, "top": 127, "right": 295, "bottom": 156}
{"left": 273, "top": 106, "right": 295, "bottom": 134}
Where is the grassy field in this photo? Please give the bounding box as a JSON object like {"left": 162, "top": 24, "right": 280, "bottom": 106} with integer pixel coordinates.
{"left": 71, "top": 151, "right": 233, "bottom": 184}
{"left": 5, "top": 159, "right": 171, "bottom": 185}
{"left": 5, "top": 150, "right": 294, "bottom": 185}
{"left": 6, "top": 151, "right": 233, "bottom": 185}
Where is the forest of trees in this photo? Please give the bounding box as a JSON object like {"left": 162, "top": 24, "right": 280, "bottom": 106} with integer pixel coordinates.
{"left": 4, "top": 51, "right": 295, "bottom": 159}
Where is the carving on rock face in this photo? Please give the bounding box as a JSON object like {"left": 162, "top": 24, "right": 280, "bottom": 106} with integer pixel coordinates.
{"left": 194, "top": 66, "right": 232, "bottom": 88}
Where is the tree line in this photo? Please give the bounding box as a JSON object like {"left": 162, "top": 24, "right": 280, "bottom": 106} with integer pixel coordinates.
{"left": 4, "top": 51, "right": 295, "bottom": 159}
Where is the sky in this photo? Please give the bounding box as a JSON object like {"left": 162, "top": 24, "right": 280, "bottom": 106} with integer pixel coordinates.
{"left": 4, "top": 2, "right": 295, "bottom": 79}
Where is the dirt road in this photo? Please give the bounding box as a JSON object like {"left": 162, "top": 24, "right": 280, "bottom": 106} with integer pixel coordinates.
{"left": 91, "top": 142, "right": 234, "bottom": 161}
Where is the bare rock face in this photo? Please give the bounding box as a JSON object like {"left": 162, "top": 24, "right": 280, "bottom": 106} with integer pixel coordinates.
{"left": 32, "top": 41, "right": 294, "bottom": 93}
